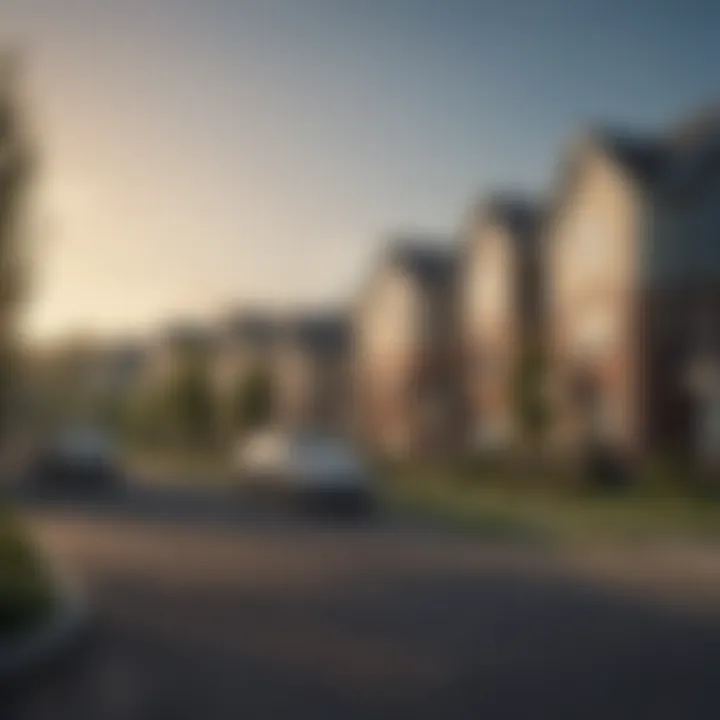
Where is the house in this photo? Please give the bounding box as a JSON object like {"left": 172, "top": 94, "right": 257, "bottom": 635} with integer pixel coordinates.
{"left": 273, "top": 312, "right": 351, "bottom": 434}
{"left": 546, "top": 106, "right": 720, "bottom": 463}
{"left": 460, "top": 194, "right": 543, "bottom": 451}
{"left": 354, "top": 238, "right": 459, "bottom": 457}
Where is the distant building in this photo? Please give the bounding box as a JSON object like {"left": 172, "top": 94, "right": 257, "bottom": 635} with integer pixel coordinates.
{"left": 354, "top": 238, "right": 459, "bottom": 457}
{"left": 20, "top": 338, "right": 147, "bottom": 433}
{"left": 460, "top": 195, "right": 543, "bottom": 451}
{"left": 546, "top": 106, "right": 720, "bottom": 461}
{"left": 274, "top": 313, "right": 351, "bottom": 434}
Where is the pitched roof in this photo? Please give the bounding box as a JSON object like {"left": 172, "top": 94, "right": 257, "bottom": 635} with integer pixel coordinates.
{"left": 387, "top": 237, "right": 457, "bottom": 288}
{"left": 282, "top": 313, "right": 350, "bottom": 354}
{"left": 586, "top": 104, "right": 720, "bottom": 192}
{"left": 669, "top": 104, "right": 720, "bottom": 150}
{"left": 471, "top": 193, "right": 543, "bottom": 244}
{"left": 591, "top": 128, "right": 667, "bottom": 186}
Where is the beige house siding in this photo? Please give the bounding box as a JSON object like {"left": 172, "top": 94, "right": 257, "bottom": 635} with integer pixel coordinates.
{"left": 546, "top": 143, "right": 644, "bottom": 456}
{"left": 463, "top": 222, "right": 520, "bottom": 447}
{"left": 461, "top": 198, "right": 542, "bottom": 452}
{"left": 354, "top": 246, "right": 459, "bottom": 458}
{"left": 355, "top": 268, "right": 420, "bottom": 455}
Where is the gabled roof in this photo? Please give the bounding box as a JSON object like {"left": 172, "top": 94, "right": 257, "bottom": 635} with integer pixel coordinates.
{"left": 581, "top": 104, "right": 720, "bottom": 194}
{"left": 387, "top": 237, "right": 457, "bottom": 288}
{"left": 281, "top": 313, "right": 350, "bottom": 354}
{"left": 354, "top": 236, "right": 457, "bottom": 319}
{"left": 590, "top": 127, "right": 667, "bottom": 187}
{"left": 469, "top": 193, "right": 543, "bottom": 247}
{"left": 669, "top": 104, "right": 720, "bottom": 150}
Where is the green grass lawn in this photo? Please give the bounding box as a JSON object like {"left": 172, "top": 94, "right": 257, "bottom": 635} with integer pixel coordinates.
{"left": 0, "top": 504, "right": 54, "bottom": 641}
{"left": 383, "top": 463, "right": 720, "bottom": 547}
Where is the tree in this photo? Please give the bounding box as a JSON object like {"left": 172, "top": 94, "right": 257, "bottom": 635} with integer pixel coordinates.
{"left": 232, "top": 366, "right": 274, "bottom": 434}
{"left": 513, "top": 345, "right": 548, "bottom": 447}
{"left": 0, "top": 56, "right": 54, "bottom": 639}
{"left": 163, "top": 357, "right": 216, "bottom": 449}
{"left": 0, "top": 56, "right": 32, "bottom": 439}
{"left": 122, "top": 382, "right": 167, "bottom": 449}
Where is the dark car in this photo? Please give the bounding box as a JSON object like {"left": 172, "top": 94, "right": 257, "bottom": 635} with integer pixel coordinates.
{"left": 31, "top": 429, "right": 122, "bottom": 491}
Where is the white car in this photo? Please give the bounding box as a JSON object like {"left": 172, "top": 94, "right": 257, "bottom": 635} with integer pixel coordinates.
{"left": 235, "top": 430, "right": 374, "bottom": 514}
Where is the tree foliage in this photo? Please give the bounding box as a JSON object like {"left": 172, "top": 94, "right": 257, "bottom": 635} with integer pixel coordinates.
{"left": 122, "top": 356, "right": 217, "bottom": 451}
{"left": 514, "top": 345, "right": 548, "bottom": 444}
{"left": 232, "top": 366, "right": 274, "bottom": 433}
{"left": 169, "top": 358, "right": 216, "bottom": 445}
{"left": 0, "top": 56, "right": 32, "bottom": 437}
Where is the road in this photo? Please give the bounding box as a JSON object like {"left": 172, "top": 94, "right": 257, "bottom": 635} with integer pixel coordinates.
{"left": 5, "top": 486, "right": 720, "bottom": 719}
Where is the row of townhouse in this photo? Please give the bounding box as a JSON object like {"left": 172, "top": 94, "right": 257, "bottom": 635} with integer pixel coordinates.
{"left": 354, "top": 105, "right": 720, "bottom": 465}
{"left": 135, "top": 310, "right": 352, "bottom": 436}
{"left": 93, "top": 104, "right": 720, "bottom": 466}
{"left": 351, "top": 203, "right": 541, "bottom": 459}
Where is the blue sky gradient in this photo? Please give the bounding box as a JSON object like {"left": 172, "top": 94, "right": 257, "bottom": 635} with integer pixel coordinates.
{"left": 1, "top": 0, "right": 718, "bottom": 337}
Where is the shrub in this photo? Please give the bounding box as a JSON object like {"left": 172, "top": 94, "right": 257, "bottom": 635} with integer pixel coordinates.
{"left": 0, "top": 508, "right": 53, "bottom": 638}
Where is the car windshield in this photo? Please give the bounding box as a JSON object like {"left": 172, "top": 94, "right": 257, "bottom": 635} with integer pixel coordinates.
{"left": 292, "top": 437, "right": 357, "bottom": 466}
{"left": 57, "top": 430, "right": 112, "bottom": 457}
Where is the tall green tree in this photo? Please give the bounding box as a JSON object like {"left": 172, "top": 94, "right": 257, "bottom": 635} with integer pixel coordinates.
{"left": 513, "top": 345, "right": 548, "bottom": 447}
{"left": 232, "top": 366, "right": 274, "bottom": 434}
{"left": 0, "top": 56, "right": 52, "bottom": 638}
{"left": 0, "top": 55, "right": 32, "bottom": 438}
{"left": 162, "top": 357, "right": 216, "bottom": 449}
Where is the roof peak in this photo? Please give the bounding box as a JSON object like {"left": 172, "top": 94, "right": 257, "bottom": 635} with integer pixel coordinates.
{"left": 669, "top": 103, "right": 720, "bottom": 146}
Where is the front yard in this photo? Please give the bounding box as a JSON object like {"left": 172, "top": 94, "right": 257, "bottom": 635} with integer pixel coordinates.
{"left": 383, "top": 463, "right": 720, "bottom": 547}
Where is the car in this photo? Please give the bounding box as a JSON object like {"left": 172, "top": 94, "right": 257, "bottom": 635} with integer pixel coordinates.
{"left": 235, "top": 430, "right": 374, "bottom": 515}
{"left": 30, "top": 427, "right": 122, "bottom": 491}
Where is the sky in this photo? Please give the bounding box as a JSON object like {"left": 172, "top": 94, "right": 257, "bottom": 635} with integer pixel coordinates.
{"left": 1, "top": 0, "right": 719, "bottom": 340}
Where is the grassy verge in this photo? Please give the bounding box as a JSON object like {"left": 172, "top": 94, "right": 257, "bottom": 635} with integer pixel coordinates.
{"left": 0, "top": 503, "right": 55, "bottom": 642}
{"left": 124, "top": 449, "right": 233, "bottom": 488}
{"left": 382, "top": 463, "right": 720, "bottom": 547}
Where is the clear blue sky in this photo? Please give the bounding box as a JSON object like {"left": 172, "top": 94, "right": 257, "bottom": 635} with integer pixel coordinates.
{"left": 1, "top": 0, "right": 718, "bottom": 338}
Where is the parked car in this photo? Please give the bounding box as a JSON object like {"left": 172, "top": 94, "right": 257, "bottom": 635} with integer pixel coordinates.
{"left": 234, "top": 430, "right": 374, "bottom": 515}
{"left": 31, "top": 428, "right": 122, "bottom": 491}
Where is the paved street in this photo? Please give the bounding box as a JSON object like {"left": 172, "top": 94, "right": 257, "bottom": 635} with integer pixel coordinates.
{"left": 5, "top": 487, "right": 720, "bottom": 719}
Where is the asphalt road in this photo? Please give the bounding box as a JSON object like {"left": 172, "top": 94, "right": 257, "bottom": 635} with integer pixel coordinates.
{"left": 5, "top": 486, "right": 720, "bottom": 719}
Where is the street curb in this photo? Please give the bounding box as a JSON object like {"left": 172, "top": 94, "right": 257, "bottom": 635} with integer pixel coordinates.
{"left": 0, "top": 564, "right": 90, "bottom": 687}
